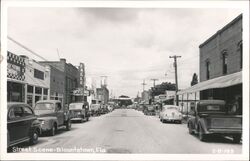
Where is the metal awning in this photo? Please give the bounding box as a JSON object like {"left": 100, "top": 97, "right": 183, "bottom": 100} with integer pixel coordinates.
{"left": 177, "top": 71, "right": 242, "bottom": 95}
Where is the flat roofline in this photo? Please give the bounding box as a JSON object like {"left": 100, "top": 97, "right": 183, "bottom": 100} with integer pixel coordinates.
{"left": 199, "top": 14, "right": 242, "bottom": 48}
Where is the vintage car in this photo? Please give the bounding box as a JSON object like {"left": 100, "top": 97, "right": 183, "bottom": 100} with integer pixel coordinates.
{"left": 69, "top": 102, "right": 89, "bottom": 122}
{"left": 34, "top": 100, "right": 71, "bottom": 136}
{"left": 7, "top": 102, "right": 41, "bottom": 148}
{"left": 159, "top": 105, "right": 182, "bottom": 124}
{"left": 187, "top": 100, "right": 242, "bottom": 143}
{"left": 143, "top": 104, "right": 156, "bottom": 115}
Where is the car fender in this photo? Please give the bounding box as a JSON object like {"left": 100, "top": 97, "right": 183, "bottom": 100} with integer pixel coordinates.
{"left": 198, "top": 118, "right": 208, "bottom": 133}
{"left": 39, "top": 117, "right": 58, "bottom": 128}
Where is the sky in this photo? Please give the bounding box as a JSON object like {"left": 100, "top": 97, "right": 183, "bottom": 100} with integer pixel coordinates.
{"left": 7, "top": 7, "right": 242, "bottom": 98}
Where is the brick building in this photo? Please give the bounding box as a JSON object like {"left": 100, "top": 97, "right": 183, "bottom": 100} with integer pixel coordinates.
{"left": 97, "top": 87, "right": 109, "bottom": 104}
{"left": 200, "top": 14, "right": 242, "bottom": 81}
{"left": 178, "top": 14, "right": 242, "bottom": 115}
{"left": 40, "top": 58, "right": 80, "bottom": 105}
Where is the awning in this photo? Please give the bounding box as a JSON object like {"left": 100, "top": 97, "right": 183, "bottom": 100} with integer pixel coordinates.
{"left": 177, "top": 71, "right": 242, "bottom": 95}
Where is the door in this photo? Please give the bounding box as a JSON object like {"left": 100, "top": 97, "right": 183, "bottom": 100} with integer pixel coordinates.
{"left": 8, "top": 105, "right": 29, "bottom": 144}
{"left": 22, "top": 105, "right": 36, "bottom": 136}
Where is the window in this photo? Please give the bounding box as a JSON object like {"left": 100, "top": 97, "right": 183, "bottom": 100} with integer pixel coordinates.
{"left": 23, "top": 106, "right": 33, "bottom": 116}
{"left": 222, "top": 50, "right": 228, "bottom": 74}
{"left": 55, "top": 103, "right": 62, "bottom": 111}
{"left": 27, "top": 85, "right": 33, "bottom": 93}
{"left": 35, "top": 87, "right": 42, "bottom": 94}
{"left": 9, "top": 106, "right": 23, "bottom": 119}
{"left": 238, "top": 41, "right": 242, "bottom": 69}
{"left": 34, "top": 69, "right": 44, "bottom": 80}
{"left": 43, "top": 88, "right": 48, "bottom": 95}
{"left": 206, "top": 60, "right": 210, "bottom": 80}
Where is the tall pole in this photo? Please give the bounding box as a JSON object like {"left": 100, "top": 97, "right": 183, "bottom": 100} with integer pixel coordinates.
{"left": 169, "top": 55, "right": 181, "bottom": 106}
{"left": 151, "top": 78, "right": 158, "bottom": 87}
{"left": 141, "top": 79, "right": 146, "bottom": 91}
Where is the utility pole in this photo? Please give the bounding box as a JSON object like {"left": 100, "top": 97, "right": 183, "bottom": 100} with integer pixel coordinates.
{"left": 141, "top": 79, "right": 146, "bottom": 91}
{"left": 150, "top": 78, "right": 158, "bottom": 87}
{"left": 169, "top": 55, "right": 181, "bottom": 106}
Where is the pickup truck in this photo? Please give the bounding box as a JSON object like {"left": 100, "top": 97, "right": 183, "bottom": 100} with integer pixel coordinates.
{"left": 187, "top": 100, "right": 242, "bottom": 143}
{"left": 34, "top": 100, "right": 72, "bottom": 136}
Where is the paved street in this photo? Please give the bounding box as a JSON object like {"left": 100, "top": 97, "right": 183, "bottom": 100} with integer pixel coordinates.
{"left": 13, "top": 109, "right": 242, "bottom": 154}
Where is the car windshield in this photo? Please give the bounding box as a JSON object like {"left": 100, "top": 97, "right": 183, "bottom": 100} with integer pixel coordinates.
{"left": 35, "top": 103, "right": 54, "bottom": 110}
{"left": 69, "top": 104, "right": 83, "bottom": 110}
{"left": 163, "top": 106, "right": 179, "bottom": 111}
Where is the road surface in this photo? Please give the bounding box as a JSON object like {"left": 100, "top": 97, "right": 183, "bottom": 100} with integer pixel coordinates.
{"left": 12, "top": 109, "right": 242, "bottom": 154}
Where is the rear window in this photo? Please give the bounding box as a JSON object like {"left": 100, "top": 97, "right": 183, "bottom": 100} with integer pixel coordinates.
{"left": 69, "top": 104, "right": 83, "bottom": 110}
{"left": 35, "top": 103, "right": 54, "bottom": 110}
{"left": 198, "top": 104, "right": 226, "bottom": 113}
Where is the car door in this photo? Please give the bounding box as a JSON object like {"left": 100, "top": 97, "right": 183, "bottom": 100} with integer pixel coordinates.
{"left": 22, "top": 105, "right": 36, "bottom": 136}
{"left": 8, "top": 105, "right": 29, "bottom": 144}
{"left": 55, "top": 103, "right": 64, "bottom": 125}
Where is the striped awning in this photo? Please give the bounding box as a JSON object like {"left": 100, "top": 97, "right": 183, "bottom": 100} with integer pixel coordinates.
{"left": 177, "top": 71, "right": 242, "bottom": 95}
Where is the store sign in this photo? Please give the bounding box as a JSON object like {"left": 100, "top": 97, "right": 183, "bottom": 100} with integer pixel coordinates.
{"left": 7, "top": 52, "right": 25, "bottom": 81}
{"left": 72, "top": 88, "right": 90, "bottom": 96}
{"left": 7, "top": 63, "right": 21, "bottom": 76}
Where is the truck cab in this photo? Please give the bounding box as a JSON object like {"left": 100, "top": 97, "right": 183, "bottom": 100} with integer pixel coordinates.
{"left": 187, "top": 100, "right": 242, "bottom": 143}
{"left": 34, "top": 100, "right": 71, "bottom": 136}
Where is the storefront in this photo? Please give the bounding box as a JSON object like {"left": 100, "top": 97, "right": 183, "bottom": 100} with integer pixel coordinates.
{"left": 7, "top": 51, "right": 25, "bottom": 102}
{"left": 23, "top": 56, "right": 50, "bottom": 107}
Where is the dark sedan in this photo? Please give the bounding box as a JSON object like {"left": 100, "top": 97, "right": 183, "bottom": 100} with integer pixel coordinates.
{"left": 7, "top": 102, "right": 41, "bottom": 148}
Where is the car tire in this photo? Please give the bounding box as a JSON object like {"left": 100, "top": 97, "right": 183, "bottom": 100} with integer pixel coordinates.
{"left": 49, "top": 124, "right": 57, "bottom": 136}
{"left": 232, "top": 134, "right": 241, "bottom": 143}
{"left": 86, "top": 117, "right": 89, "bottom": 121}
{"left": 29, "top": 129, "right": 39, "bottom": 145}
{"left": 66, "top": 120, "right": 71, "bottom": 131}
{"left": 198, "top": 126, "right": 206, "bottom": 141}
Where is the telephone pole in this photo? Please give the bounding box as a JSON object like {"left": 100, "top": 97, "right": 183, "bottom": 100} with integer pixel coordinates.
{"left": 151, "top": 78, "right": 158, "bottom": 87}
{"left": 141, "top": 79, "right": 146, "bottom": 91}
{"left": 169, "top": 55, "right": 181, "bottom": 106}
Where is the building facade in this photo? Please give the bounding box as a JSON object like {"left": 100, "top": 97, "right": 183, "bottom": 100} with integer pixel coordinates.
{"left": 40, "top": 58, "right": 80, "bottom": 105}
{"left": 7, "top": 51, "right": 26, "bottom": 102}
{"left": 200, "top": 14, "right": 242, "bottom": 82}
{"left": 199, "top": 14, "right": 242, "bottom": 114}
{"left": 96, "top": 87, "right": 109, "bottom": 104}
{"left": 7, "top": 52, "right": 51, "bottom": 107}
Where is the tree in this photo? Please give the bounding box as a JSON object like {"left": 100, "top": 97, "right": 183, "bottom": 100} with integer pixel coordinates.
{"left": 191, "top": 73, "right": 198, "bottom": 86}
{"left": 151, "top": 82, "right": 176, "bottom": 96}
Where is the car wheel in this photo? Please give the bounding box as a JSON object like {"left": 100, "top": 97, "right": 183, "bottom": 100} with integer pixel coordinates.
{"left": 86, "top": 117, "right": 89, "bottom": 121}
{"left": 30, "top": 129, "right": 39, "bottom": 145}
{"left": 232, "top": 134, "right": 241, "bottom": 143}
{"left": 66, "top": 120, "right": 71, "bottom": 131}
{"left": 198, "top": 126, "right": 206, "bottom": 141}
{"left": 49, "top": 124, "right": 57, "bottom": 136}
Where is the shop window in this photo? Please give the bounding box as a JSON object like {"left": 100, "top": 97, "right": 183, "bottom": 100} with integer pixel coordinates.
{"left": 221, "top": 50, "right": 228, "bottom": 74}
{"left": 34, "top": 69, "right": 44, "bottom": 80}
{"left": 35, "top": 96, "right": 41, "bottom": 103}
{"left": 206, "top": 60, "right": 210, "bottom": 80}
{"left": 27, "top": 85, "right": 33, "bottom": 93}
{"left": 27, "top": 95, "right": 33, "bottom": 107}
{"left": 44, "top": 88, "right": 48, "bottom": 95}
{"left": 35, "top": 87, "right": 42, "bottom": 94}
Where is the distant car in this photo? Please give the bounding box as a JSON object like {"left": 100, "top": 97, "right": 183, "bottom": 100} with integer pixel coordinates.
{"left": 187, "top": 100, "right": 242, "bottom": 142}
{"left": 69, "top": 102, "right": 89, "bottom": 122}
{"left": 143, "top": 104, "right": 155, "bottom": 115}
{"left": 159, "top": 105, "right": 182, "bottom": 124}
{"left": 7, "top": 102, "right": 41, "bottom": 148}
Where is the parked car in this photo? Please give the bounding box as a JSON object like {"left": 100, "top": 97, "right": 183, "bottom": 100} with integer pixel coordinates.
{"left": 187, "top": 100, "right": 242, "bottom": 143}
{"left": 69, "top": 102, "right": 89, "bottom": 122}
{"left": 7, "top": 102, "right": 41, "bottom": 148}
{"left": 143, "top": 104, "right": 155, "bottom": 115}
{"left": 34, "top": 100, "right": 71, "bottom": 136}
{"left": 159, "top": 105, "right": 182, "bottom": 124}
{"left": 90, "top": 103, "right": 101, "bottom": 116}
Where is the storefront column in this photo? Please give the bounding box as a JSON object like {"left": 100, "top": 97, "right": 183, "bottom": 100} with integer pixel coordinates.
{"left": 42, "top": 88, "right": 44, "bottom": 100}
{"left": 33, "top": 86, "right": 36, "bottom": 107}
{"left": 24, "top": 84, "right": 28, "bottom": 104}
{"left": 48, "top": 89, "right": 50, "bottom": 100}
